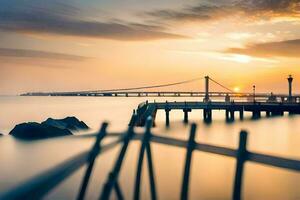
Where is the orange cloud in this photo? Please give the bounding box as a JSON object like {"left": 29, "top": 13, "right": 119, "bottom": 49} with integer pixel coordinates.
{"left": 225, "top": 39, "right": 300, "bottom": 58}
{"left": 145, "top": 0, "right": 300, "bottom": 23}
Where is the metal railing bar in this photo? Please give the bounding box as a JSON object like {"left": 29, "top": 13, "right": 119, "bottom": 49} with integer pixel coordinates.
{"left": 99, "top": 115, "right": 136, "bottom": 200}
{"left": 79, "top": 133, "right": 141, "bottom": 141}
{"left": 248, "top": 152, "right": 300, "bottom": 171}
{"left": 180, "top": 124, "right": 197, "bottom": 200}
{"left": 194, "top": 143, "right": 237, "bottom": 157}
{"left": 77, "top": 123, "right": 108, "bottom": 200}
{"left": 0, "top": 151, "right": 90, "bottom": 200}
{"left": 150, "top": 134, "right": 187, "bottom": 148}
{"left": 134, "top": 117, "right": 153, "bottom": 200}
{"left": 0, "top": 134, "right": 125, "bottom": 200}
{"left": 149, "top": 134, "right": 300, "bottom": 172}
{"left": 150, "top": 134, "right": 236, "bottom": 157}
{"left": 75, "top": 132, "right": 125, "bottom": 138}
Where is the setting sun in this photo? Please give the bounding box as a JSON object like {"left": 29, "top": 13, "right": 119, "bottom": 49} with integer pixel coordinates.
{"left": 234, "top": 87, "right": 240, "bottom": 92}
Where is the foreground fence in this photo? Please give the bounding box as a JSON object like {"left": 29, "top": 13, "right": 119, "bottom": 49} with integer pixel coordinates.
{"left": 1, "top": 114, "right": 300, "bottom": 200}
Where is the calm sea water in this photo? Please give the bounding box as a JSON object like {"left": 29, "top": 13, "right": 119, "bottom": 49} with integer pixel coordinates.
{"left": 0, "top": 96, "right": 300, "bottom": 200}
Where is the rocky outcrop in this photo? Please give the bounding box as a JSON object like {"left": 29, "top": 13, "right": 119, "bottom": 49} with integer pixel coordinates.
{"left": 41, "top": 117, "right": 89, "bottom": 131}
{"left": 9, "top": 122, "right": 72, "bottom": 139}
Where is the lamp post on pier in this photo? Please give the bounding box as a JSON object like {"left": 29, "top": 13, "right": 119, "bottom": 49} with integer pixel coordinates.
{"left": 253, "top": 85, "right": 256, "bottom": 103}
{"left": 287, "top": 75, "right": 293, "bottom": 102}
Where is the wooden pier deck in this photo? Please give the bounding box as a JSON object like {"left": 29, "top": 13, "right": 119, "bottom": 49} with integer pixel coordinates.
{"left": 136, "top": 101, "right": 300, "bottom": 126}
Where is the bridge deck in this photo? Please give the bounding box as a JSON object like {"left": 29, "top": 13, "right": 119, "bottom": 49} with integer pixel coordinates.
{"left": 21, "top": 91, "right": 300, "bottom": 99}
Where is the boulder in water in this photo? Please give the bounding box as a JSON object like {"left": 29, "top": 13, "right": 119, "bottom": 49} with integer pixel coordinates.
{"left": 42, "top": 117, "right": 89, "bottom": 131}
{"left": 9, "top": 122, "right": 72, "bottom": 139}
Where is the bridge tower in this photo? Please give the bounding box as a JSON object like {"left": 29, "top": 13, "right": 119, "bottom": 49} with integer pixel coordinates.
{"left": 287, "top": 75, "right": 293, "bottom": 102}
{"left": 204, "top": 76, "right": 210, "bottom": 102}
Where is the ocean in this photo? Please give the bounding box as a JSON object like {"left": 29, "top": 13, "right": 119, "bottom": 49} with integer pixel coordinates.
{"left": 0, "top": 96, "right": 300, "bottom": 199}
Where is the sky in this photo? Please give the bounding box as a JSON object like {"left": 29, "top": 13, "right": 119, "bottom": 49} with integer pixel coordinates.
{"left": 0, "top": 0, "right": 300, "bottom": 94}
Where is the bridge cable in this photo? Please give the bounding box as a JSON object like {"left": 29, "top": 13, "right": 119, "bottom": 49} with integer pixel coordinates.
{"left": 80, "top": 77, "right": 204, "bottom": 93}
{"left": 208, "top": 77, "right": 234, "bottom": 93}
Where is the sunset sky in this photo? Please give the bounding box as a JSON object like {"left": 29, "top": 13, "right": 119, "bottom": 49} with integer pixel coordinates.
{"left": 0, "top": 0, "right": 300, "bottom": 94}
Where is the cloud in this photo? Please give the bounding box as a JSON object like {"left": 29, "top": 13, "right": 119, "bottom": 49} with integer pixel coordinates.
{"left": 0, "top": 0, "right": 186, "bottom": 41}
{"left": 145, "top": 0, "right": 300, "bottom": 23}
{"left": 225, "top": 39, "right": 300, "bottom": 58}
{"left": 0, "top": 48, "right": 87, "bottom": 61}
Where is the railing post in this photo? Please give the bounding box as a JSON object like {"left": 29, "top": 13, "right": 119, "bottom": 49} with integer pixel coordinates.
{"left": 129, "top": 109, "right": 136, "bottom": 126}
{"left": 134, "top": 117, "right": 157, "bottom": 200}
{"left": 165, "top": 101, "right": 170, "bottom": 127}
{"left": 181, "top": 124, "right": 197, "bottom": 200}
{"left": 226, "top": 109, "right": 230, "bottom": 121}
{"left": 77, "top": 122, "right": 108, "bottom": 200}
{"left": 99, "top": 115, "right": 137, "bottom": 200}
{"left": 232, "top": 130, "right": 248, "bottom": 200}
{"left": 146, "top": 128, "right": 157, "bottom": 200}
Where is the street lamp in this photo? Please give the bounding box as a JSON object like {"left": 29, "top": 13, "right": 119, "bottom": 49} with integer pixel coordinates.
{"left": 253, "top": 85, "right": 256, "bottom": 103}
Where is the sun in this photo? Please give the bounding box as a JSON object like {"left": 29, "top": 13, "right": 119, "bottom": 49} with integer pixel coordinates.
{"left": 233, "top": 87, "right": 240, "bottom": 92}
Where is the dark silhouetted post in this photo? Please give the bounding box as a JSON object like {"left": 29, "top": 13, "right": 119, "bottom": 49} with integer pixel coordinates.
{"left": 134, "top": 117, "right": 157, "bottom": 200}
{"left": 77, "top": 123, "right": 108, "bottom": 200}
{"left": 288, "top": 75, "right": 293, "bottom": 102}
{"left": 233, "top": 130, "right": 248, "bottom": 200}
{"left": 226, "top": 109, "right": 230, "bottom": 121}
{"left": 165, "top": 101, "right": 171, "bottom": 127}
{"left": 99, "top": 115, "right": 137, "bottom": 200}
{"left": 183, "top": 103, "right": 191, "bottom": 124}
{"left": 239, "top": 110, "right": 244, "bottom": 120}
{"left": 183, "top": 109, "right": 189, "bottom": 124}
{"left": 146, "top": 133, "right": 157, "bottom": 200}
{"left": 165, "top": 109, "right": 170, "bottom": 127}
{"left": 204, "top": 76, "right": 210, "bottom": 102}
{"left": 181, "top": 124, "right": 197, "bottom": 200}
{"left": 253, "top": 85, "right": 256, "bottom": 103}
{"left": 230, "top": 110, "right": 235, "bottom": 121}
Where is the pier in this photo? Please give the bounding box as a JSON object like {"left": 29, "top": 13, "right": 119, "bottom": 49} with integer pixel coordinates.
{"left": 136, "top": 101, "right": 300, "bottom": 126}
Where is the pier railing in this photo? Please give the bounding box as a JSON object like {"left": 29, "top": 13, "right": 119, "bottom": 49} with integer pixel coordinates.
{"left": 1, "top": 114, "right": 300, "bottom": 200}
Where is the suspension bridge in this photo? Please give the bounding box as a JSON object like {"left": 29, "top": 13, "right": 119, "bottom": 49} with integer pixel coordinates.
{"left": 21, "top": 75, "right": 300, "bottom": 102}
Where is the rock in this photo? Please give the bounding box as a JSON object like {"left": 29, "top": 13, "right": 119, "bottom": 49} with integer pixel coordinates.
{"left": 9, "top": 122, "right": 72, "bottom": 139}
{"left": 41, "top": 117, "right": 89, "bottom": 131}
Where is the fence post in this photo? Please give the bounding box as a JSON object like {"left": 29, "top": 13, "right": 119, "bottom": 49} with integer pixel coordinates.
{"left": 77, "top": 122, "right": 108, "bottom": 200}
{"left": 232, "top": 130, "right": 248, "bottom": 200}
{"left": 129, "top": 110, "right": 136, "bottom": 126}
{"left": 134, "top": 117, "right": 157, "bottom": 200}
{"left": 181, "top": 124, "right": 197, "bottom": 200}
{"left": 99, "top": 115, "right": 137, "bottom": 200}
{"left": 145, "top": 124, "right": 157, "bottom": 200}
